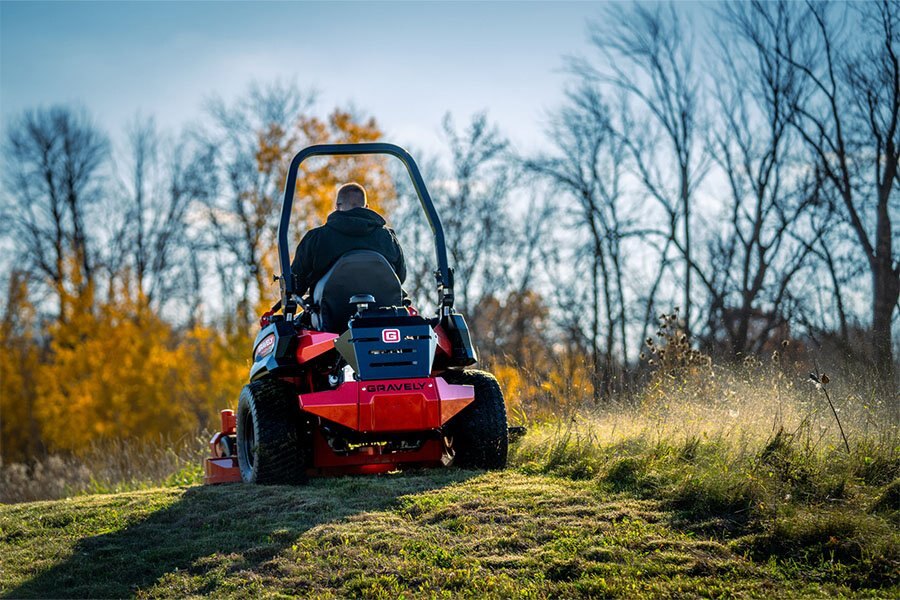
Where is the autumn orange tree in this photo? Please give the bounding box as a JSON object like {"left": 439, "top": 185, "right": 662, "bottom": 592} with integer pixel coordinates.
{"left": 0, "top": 99, "right": 404, "bottom": 463}
{"left": 293, "top": 110, "right": 395, "bottom": 223}
{"left": 260, "top": 108, "right": 396, "bottom": 310}
{"left": 1, "top": 265, "right": 246, "bottom": 461}
{"left": 205, "top": 85, "right": 395, "bottom": 328}
{"left": 0, "top": 272, "right": 42, "bottom": 462}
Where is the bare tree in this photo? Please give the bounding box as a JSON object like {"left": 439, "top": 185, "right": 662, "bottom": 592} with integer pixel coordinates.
{"left": 706, "top": 0, "right": 821, "bottom": 355}
{"left": 390, "top": 114, "right": 527, "bottom": 365}
{"left": 387, "top": 148, "right": 444, "bottom": 311}
{"left": 2, "top": 106, "right": 109, "bottom": 319}
{"left": 111, "top": 117, "right": 217, "bottom": 316}
{"left": 778, "top": 1, "right": 900, "bottom": 375}
{"left": 438, "top": 112, "right": 514, "bottom": 318}
{"left": 524, "top": 86, "right": 633, "bottom": 396}
{"left": 788, "top": 184, "right": 872, "bottom": 353}
{"left": 200, "top": 81, "right": 314, "bottom": 327}
{"left": 504, "top": 194, "right": 556, "bottom": 365}
{"left": 574, "top": 2, "right": 710, "bottom": 335}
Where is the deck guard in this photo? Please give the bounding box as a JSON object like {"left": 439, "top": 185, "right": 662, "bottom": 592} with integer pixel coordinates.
{"left": 299, "top": 376, "right": 473, "bottom": 432}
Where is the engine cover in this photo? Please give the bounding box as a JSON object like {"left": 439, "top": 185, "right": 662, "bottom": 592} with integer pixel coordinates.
{"left": 335, "top": 314, "right": 438, "bottom": 381}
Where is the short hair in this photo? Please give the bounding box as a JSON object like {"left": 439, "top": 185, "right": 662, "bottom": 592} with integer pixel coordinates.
{"left": 336, "top": 182, "right": 367, "bottom": 209}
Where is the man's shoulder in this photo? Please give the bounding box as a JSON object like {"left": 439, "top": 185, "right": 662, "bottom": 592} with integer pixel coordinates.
{"left": 299, "top": 224, "right": 327, "bottom": 242}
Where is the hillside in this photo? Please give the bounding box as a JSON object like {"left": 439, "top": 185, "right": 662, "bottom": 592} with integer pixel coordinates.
{"left": 2, "top": 462, "right": 897, "bottom": 598}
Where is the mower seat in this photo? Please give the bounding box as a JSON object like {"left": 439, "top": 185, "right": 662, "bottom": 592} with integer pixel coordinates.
{"left": 311, "top": 250, "right": 403, "bottom": 333}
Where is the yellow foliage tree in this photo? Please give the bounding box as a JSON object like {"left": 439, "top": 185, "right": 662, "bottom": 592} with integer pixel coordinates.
{"left": 34, "top": 280, "right": 246, "bottom": 455}
{"left": 0, "top": 272, "right": 42, "bottom": 462}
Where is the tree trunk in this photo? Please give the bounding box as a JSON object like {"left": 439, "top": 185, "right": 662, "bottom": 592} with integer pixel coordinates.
{"left": 821, "top": 240, "right": 850, "bottom": 345}
{"left": 872, "top": 165, "right": 898, "bottom": 379}
{"left": 681, "top": 165, "right": 692, "bottom": 334}
{"left": 590, "top": 246, "right": 602, "bottom": 403}
{"left": 872, "top": 249, "right": 898, "bottom": 378}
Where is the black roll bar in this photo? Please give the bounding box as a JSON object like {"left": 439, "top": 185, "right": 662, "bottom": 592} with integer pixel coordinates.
{"left": 278, "top": 143, "right": 453, "bottom": 315}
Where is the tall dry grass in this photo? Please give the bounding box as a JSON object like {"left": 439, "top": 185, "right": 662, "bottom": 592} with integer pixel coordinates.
{"left": 0, "top": 433, "right": 207, "bottom": 503}
{"left": 515, "top": 312, "right": 896, "bottom": 457}
{"left": 509, "top": 316, "right": 898, "bottom": 587}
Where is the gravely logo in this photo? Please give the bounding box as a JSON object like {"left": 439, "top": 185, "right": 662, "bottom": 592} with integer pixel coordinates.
{"left": 254, "top": 334, "right": 276, "bottom": 360}
{"left": 368, "top": 382, "right": 427, "bottom": 393}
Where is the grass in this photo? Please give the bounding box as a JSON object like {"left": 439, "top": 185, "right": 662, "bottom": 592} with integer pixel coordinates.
{"left": 1, "top": 348, "right": 897, "bottom": 597}
{"left": 516, "top": 419, "right": 898, "bottom": 589}
{"left": 1, "top": 420, "right": 897, "bottom": 598}
{"left": 4, "top": 470, "right": 893, "bottom": 599}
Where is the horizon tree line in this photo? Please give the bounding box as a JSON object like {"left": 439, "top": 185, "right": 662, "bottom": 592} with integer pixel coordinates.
{"left": 1, "top": 0, "right": 897, "bottom": 414}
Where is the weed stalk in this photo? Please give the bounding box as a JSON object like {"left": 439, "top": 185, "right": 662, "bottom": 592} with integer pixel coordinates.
{"left": 810, "top": 367, "right": 850, "bottom": 454}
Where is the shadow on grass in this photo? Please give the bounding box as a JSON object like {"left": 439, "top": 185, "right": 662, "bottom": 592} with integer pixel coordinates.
{"left": 7, "top": 470, "right": 475, "bottom": 598}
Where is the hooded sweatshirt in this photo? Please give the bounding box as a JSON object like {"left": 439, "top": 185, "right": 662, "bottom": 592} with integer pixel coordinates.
{"left": 291, "top": 207, "right": 407, "bottom": 296}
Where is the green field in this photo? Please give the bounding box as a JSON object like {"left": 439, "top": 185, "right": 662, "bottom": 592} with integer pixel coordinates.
{"left": 2, "top": 419, "right": 897, "bottom": 599}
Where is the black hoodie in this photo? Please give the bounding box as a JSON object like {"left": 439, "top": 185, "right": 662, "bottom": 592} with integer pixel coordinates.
{"left": 291, "top": 207, "right": 407, "bottom": 296}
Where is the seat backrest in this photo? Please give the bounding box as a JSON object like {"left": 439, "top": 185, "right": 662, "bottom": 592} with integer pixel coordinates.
{"left": 312, "top": 250, "right": 403, "bottom": 333}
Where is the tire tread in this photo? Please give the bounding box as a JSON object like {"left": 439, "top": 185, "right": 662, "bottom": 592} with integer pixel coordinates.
{"left": 443, "top": 369, "right": 508, "bottom": 469}
{"left": 237, "top": 379, "right": 308, "bottom": 485}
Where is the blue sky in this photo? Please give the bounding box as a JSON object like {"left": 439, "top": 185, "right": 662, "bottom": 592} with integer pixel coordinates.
{"left": 0, "top": 1, "right": 626, "bottom": 154}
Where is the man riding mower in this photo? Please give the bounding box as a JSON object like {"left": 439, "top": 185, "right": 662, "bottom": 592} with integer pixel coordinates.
{"left": 204, "top": 143, "right": 509, "bottom": 484}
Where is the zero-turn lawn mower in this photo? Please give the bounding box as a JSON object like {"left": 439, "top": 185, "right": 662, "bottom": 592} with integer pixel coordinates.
{"left": 204, "top": 143, "right": 510, "bottom": 484}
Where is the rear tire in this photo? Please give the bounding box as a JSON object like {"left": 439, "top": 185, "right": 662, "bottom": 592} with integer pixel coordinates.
{"left": 236, "top": 379, "right": 308, "bottom": 484}
{"left": 443, "top": 369, "right": 508, "bottom": 469}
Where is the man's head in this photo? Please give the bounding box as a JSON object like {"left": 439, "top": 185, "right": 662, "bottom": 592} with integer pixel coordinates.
{"left": 335, "top": 182, "right": 367, "bottom": 211}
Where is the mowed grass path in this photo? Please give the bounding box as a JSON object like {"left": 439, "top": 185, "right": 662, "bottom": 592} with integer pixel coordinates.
{"left": 1, "top": 470, "right": 891, "bottom": 599}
